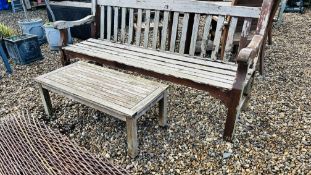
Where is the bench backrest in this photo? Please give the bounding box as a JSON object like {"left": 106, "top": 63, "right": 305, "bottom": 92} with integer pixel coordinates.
{"left": 93, "top": 0, "right": 273, "bottom": 62}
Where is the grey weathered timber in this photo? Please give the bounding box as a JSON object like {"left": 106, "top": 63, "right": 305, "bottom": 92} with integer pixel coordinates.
{"left": 38, "top": 84, "right": 53, "bottom": 118}
{"left": 36, "top": 61, "right": 169, "bottom": 158}
{"left": 53, "top": 15, "right": 95, "bottom": 30}
{"left": 97, "top": 0, "right": 261, "bottom": 18}
{"left": 57, "top": 0, "right": 274, "bottom": 142}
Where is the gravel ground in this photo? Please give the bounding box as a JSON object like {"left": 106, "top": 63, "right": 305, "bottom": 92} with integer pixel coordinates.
{"left": 0, "top": 9, "right": 310, "bottom": 174}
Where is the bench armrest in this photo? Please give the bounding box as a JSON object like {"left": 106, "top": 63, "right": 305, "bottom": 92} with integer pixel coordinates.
{"left": 237, "top": 35, "right": 263, "bottom": 66}
{"left": 53, "top": 15, "right": 95, "bottom": 30}
{"left": 233, "top": 35, "right": 263, "bottom": 90}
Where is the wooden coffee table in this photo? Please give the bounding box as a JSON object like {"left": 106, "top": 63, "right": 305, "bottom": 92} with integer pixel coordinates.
{"left": 35, "top": 61, "right": 169, "bottom": 158}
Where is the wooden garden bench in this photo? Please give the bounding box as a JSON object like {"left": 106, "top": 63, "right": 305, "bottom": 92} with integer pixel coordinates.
{"left": 54, "top": 0, "right": 274, "bottom": 141}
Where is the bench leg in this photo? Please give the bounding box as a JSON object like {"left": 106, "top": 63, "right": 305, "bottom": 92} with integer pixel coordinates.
{"left": 159, "top": 91, "right": 168, "bottom": 127}
{"left": 259, "top": 43, "right": 266, "bottom": 76}
{"left": 223, "top": 90, "right": 242, "bottom": 142}
{"left": 241, "top": 76, "right": 254, "bottom": 111}
{"left": 126, "top": 116, "right": 138, "bottom": 158}
{"left": 38, "top": 85, "right": 53, "bottom": 118}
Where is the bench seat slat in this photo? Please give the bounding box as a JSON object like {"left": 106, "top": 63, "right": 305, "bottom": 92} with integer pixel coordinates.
{"left": 72, "top": 44, "right": 235, "bottom": 85}
{"left": 85, "top": 39, "right": 238, "bottom": 72}
{"left": 76, "top": 41, "right": 236, "bottom": 79}
{"left": 64, "top": 42, "right": 238, "bottom": 89}
{"left": 66, "top": 45, "right": 233, "bottom": 89}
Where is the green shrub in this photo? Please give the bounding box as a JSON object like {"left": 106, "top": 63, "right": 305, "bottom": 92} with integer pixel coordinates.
{"left": 0, "top": 23, "right": 16, "bottom": 39}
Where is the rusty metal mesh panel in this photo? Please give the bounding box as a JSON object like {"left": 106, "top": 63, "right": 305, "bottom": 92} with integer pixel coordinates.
{"left": 0, "top": 112, "right": 129, "bottom": 175}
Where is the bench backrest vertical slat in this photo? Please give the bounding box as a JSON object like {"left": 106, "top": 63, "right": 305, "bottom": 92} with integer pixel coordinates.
{"left": 121, "top": 7, "right": 126, "bottom": 43}
{"left": 100, "top": 6, "right": 105, "bottom": 39}
{"left": 211, "top": 15, "right": 225, "bottom": 60}
{"left": 223, "top": 17, "right": 238, "bottom": 61}
{"left": 152, "top": 10, "right": 160, "bottom": 50}
{"left": 238, "top": 18, "right": 252, "bottom": 52}
{"left": 96, "top": 0, "right": 272, "bottom": 63}
{"left": 135, "top": 9, "right": 143, "bottom": 46}
{"left": 143, "top": 10, "right": 151, "bottom": 48}
{"left": 179, "top": 13, "right": 189, "bottom": 54}
{"left": 169, "top": 12, "right": 179, "bottom": 52}
{"left": 128, "top": 8, "right": 134, "bottom": 44}
{"left": 114, "top": 7, "right": 119, "bottom": 42}
{"left": 107, "top": 6, "right": 112, "bottom": 41}
{"left": 200, "top": 15, "right": 212, "bottom": 58}
{"left": 160, "top": 11, "right": 170, "bottom": 51}
{"left": 189, "top": 14, "right": 200, "bottom": 56}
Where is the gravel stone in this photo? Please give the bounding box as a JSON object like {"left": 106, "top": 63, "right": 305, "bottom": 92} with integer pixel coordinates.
{"left": 0, "top": 9, "right": 310, "bottom": 174}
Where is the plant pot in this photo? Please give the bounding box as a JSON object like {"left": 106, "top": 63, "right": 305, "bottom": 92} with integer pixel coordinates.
{"left": 0, "top": 39, "right": 9, "bottom": 58}
{"left": 0, "top": 39, "right": 12, "bottom": 74}
{"left": 44, "top": 23, "right": 73, "bottom": 51}
{"left": 18, "top": 18, "right": 47, "bottom": 45}
{"left": 4, "top": 34, "right": 43, "bottom": 65}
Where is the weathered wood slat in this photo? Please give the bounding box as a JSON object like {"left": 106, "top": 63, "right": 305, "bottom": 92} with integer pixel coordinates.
{"left": 54, "top": 70, "right": 148, "bottom": 100}
{"left": 65, "top": 45, "right": 235, "bottom": 89}
{"left": 135, "top": 9, "right": 143, "bottom": 46}
{"left": 238, "top": 18, "right": 252, "bottom": 52}
{"left": 152, "top": 10, "right": 160, "bottom": 50}
{"left": 71, "top": 66, "right": 158, "bottom": 90}
{"left": 65, "top": 68, "right": 154, "bottom": 97}
{"left": 200, "top": 15, "right": 212, "bottom": 57}
{"left": 211, "top": 15, "right": 225, "bottom": 60}
{"left": 77, "top": 42, "right": 236, "bottom": 77}
{"left": 114, "top": 7, "right": 119, "bottom": 42}
{"left": 128, "top": 8, "right": 134, "bottom": 44}
{"left": 169, "top": 12, "right": 179, "bottom": 52}
{"left": 100, "top": 6, "right": 105, "bottom": 39}
{"left": 38, "top": 76, "right": 135, "bottom": 117}
{"left": 160, "top": 11, "right": 170, "bottom": 51}
{"left": 73, "top": 43, "right": 236, "bottom": 82}
{"left": 83, "top": 38, "right": 238, "bottom": 71}
{"left": 121, "top": 7, "right": 126, "bottom": 43}
{"left": 143, "top": 10, "right": 151, "bottom": 48}
{"left": 131, "top": 88, "right": 166, "bottom": 116}
{"left": 97, "top": 0, "right": 261, "bottom": 18}
{"left": 189, "top": 13, "right": 200, "bottom": 56}
{"left": 224, "top": 17, "right": 238, "bottom": 61}
{"left": 69, "top": 67, "right": 156, "bottom": 94}
{"left": 107, "top": 6, "right": 112, "bottom": 41}
{"left": 46, "top": 74, "right": 139, "bottom": 107}
{"left": 179, "top": 13, "right": 189, "bottom": 54}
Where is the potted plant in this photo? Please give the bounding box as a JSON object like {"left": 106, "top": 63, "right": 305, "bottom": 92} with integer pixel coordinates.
{"left": 0, "top": 23, "right": 14, "bottom": 74}
{"left": 43, "top": 0, "right": 73, "bottom": 51}
{"left": 0, "top": 23, "right": 15, "bottom": 56}
{"left": 18, "top": 0, "right": 46, "bottom": 45}
{"left": 4, "top": 34, "right": 43, "bottom": 65}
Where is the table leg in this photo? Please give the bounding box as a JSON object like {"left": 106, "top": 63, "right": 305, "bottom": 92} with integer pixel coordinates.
{"left": 126, "top": 116, "right": 138, "bottom": 158}
{"left": 159, "top": 90, "right": 168, "bottom": 126}
{"left": 38, "top": 84, "right": 53, "bottom": 118}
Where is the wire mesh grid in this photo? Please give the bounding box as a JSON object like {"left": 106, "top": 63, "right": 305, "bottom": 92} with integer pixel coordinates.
{"left": 0, "top": 112, "right": 129, "bottom": 175}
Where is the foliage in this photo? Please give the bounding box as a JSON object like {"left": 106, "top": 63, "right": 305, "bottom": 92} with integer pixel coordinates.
{"left": 0, "top": 23, "right": 16, "bottom": 39}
